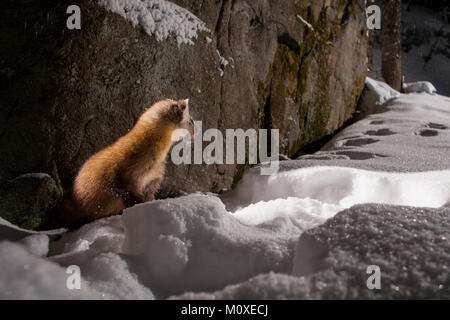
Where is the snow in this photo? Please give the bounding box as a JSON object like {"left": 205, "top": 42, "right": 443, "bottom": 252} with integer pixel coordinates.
{"left": 74, "top": 252, "right": 155, "bottom": 299}
{"left": 172, "top": 272, "right": 311, "bottom": 300}
{"left": 0, "top": 241, "right": 99, "bottom": 299}
{"left": 291, "top": 84, "right": 450, "bottom": 173}
{"left": 226, "top": 167, "right": 450, "bottom": 228}
{"left": 362, "top": 77, "right": 400, "bottom": 106}
{"left": 19, "top": 234, "right": 49, "bottom": 257}
{"left": 296, "top": 14, "right": 314, "bottom": 32}
{"left": 121, "top": 195, "right": 294, "bottom": 296}
{"left": 216, "top": 50, "right": 229, "bottom": 77}
{"left": 403, "top": 81, "right": 437, "bottom": 94}
{"left": 98, "top": 0, "right": 210, "bottom": 46}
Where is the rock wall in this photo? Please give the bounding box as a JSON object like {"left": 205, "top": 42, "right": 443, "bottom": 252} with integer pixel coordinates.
{"left": 0, "top": 0, "right": 367, "bottom": 229}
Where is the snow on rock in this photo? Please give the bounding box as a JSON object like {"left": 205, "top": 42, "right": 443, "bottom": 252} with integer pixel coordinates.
{"left": 216, "top": 49, "right": 229, "bottom": 77}
{"left": 296, "top": 14, "right": 314, "bottom": 32}
{"left": 0, "top": 241, "right": 99, "bottom": 299}
{"left": 121, "top": 194, "right": 295, "bottom": 296}
{"left": 403, "top": 81, "right": 437, "bottom": 94}
{"left": 98, "top": 0, "right": 210, "bottom": 46}
{"left": 13, "top": 173, "right": 52, "bottom": 180}
{"left": 0, "top": 216, "right": 65, "bottom": 242}
{"left": 362, "top": 77, "right": 401, "bottom": 107}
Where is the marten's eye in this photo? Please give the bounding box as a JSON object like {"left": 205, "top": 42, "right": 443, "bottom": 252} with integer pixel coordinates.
{"left": 180, "top": 104, "right": 186, "bottom": 111}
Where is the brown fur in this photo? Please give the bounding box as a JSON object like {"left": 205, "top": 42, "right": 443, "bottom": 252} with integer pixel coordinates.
{"left": 61, "top": 99, "right": 194, "bottom": 228}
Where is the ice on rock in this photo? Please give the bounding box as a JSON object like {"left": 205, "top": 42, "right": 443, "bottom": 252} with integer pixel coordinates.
{"left": 121, "top": 194, "right": 295, "bottom": 295}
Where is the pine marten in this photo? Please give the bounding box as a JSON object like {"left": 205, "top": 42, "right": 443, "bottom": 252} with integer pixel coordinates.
{"left": 61, "top": 99, "right": 194, "bottom": 229}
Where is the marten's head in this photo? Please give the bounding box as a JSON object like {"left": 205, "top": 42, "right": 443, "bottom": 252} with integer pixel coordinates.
{"left": 140, "top": 99, "right": 195, "bottom": 140}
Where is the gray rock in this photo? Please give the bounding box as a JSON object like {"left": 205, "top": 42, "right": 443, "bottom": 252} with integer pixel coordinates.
{"left": 0, "top": 0, "right": 367, "bottom": 228}
{"left": 0, "top": 174, "right": 63, "bottom": 230}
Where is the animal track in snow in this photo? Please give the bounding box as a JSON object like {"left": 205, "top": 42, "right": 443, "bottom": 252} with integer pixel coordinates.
{"left": 365, "top": 129, "right": 396, "bottom": 136}
{"left": 343, "top": 138, "right": 379, "bottom": 147}
{"left": 417, "top": 129, "right": 439, "bottom": 137}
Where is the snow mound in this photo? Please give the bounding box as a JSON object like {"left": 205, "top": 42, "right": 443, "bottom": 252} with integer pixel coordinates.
{"left": 121, "top": 194, "right": 295, "bottom": 296}
{"left": 47, "top": 216, "right": 153, "bottom": 299}
{"left": 76, "top": 252, "right": 154, "bottom": 299}
{"left": 403, "top": 81, "right": 437, "bottom": 94}
{"left": 225, "top": 166, "right": 450, "bottom": 227}
{"left": 363, "top": 77, "right": 401, "bottom": 106}
{"left": 98, "top": 0, "right": 210, "bottom": 46}
{"left": 50, "top": 215, "right": 124, "bottom": 259}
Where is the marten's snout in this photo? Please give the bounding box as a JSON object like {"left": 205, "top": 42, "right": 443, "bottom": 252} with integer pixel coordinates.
{"left": 179, "top": 99, "right": 195, "bottom": 140}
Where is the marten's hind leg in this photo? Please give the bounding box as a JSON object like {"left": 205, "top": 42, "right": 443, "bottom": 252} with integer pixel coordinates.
{"left": 116, "top": 188, "right": 145, "bottom": 208}
{"left": 143, "top": 177, "right": 163, "bottom": 202}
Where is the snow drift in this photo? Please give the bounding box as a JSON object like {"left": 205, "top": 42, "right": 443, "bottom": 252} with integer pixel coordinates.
{"left": 226, "top": 167, "right": 450, "bottom": 227}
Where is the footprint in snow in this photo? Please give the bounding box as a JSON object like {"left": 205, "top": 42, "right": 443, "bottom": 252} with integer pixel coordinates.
{"left": 416, "top": 129, "right": 439, "bottom": 137}
{"left": 365, "top": 128, "right": 396, "bottom": 136}
{"left": 343, "top": 138, "right": 379, "bottom": 147}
